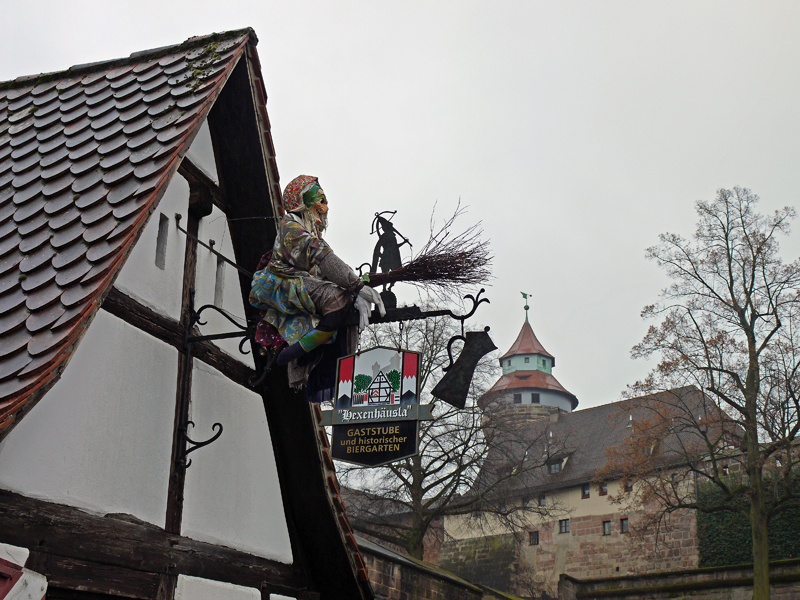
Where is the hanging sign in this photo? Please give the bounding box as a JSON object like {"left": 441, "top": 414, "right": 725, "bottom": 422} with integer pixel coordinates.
{"left": 324, "top": 346, "right": 431, "bottom": 467}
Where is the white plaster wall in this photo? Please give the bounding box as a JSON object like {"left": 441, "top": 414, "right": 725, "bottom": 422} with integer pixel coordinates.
{"left": 0, "top": 312, "right": 176, "bottom": 527}
{"left": 193, "top": 205, "right": 254, "bottom": 367}
{"left": 0, "top": 543, "right": 28, "bottom": 567}
{"left": 181, "top": 362, "right": 292, "bottom": 563}
{"left": 115, "top": 174, "right": 189, "bottom": 321}
{"left": 184, "top": 120, "right": 219, "bottom": 184}
{"left": 175, "top": 575, "right": 259, "bottom": 600}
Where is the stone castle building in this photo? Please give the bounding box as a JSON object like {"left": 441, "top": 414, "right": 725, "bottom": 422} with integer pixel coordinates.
{"left": 438, "top": 315, "right": 699, "bottom": 596}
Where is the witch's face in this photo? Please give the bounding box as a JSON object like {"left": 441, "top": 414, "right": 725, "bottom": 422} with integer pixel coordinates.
{"left": 310, "top": 189, "right": 328, "bottom": 229}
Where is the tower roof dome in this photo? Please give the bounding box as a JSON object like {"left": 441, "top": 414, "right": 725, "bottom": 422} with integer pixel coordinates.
{"left": 500, "top": 320, "right": 554, "bottom": 363}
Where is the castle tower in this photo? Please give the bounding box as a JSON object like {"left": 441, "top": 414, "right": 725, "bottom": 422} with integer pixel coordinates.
{"left": 479, "top": 316, "right": 578, "bottom": 413}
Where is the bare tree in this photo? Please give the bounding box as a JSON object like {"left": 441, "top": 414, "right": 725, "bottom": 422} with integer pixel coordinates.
{"left": 336, "top": 308, "right": 559, "bottom": 560}
{"left": 600, "top": 188, "right": 800, "bottom": 600}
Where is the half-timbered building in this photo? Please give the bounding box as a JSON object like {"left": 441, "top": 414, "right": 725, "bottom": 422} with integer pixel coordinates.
{"left": 0, "top": 29, "right": 371, "bottom": 600}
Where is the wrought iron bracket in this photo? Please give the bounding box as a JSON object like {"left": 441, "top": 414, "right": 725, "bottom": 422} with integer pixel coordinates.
{"left": 174, "top": 289, "right": 257, "bottom": 474}
{"left": 351, "top": 288, "right": 490, "bottom": 335}
{"left": 181, "top": 421, "right": 223, "bottom": 468}
{"left": 187, "top": 300, "right": 254, "bottom": 356}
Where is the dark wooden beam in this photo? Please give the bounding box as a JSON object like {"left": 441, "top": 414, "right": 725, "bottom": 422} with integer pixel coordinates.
{"left": 0, "top": 489, "right": 299, "bottom": 592}
{"left": 178, "top": 157, "right": 228, "bottom": 215}
{"left": 164, "top": 211, "right": 201, "bottom": 537}
{"left": 101, "top": 287, "right": 256, "bottom": 390}
{"left": 26, "top": 551, "right": 159, "bottom": 599}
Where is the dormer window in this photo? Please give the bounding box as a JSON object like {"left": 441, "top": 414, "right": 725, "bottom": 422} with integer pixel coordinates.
{"left": 548, "top": 460, "right": 562, "bottom": 474}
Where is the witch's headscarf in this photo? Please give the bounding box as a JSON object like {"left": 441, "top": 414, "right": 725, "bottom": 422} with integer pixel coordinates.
{"left": 282, "top": 175, "right": 320, "bottom": 213}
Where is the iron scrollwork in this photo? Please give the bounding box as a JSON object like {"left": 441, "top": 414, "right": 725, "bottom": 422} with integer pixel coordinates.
{"left": 174, "top": 289, "right": 256, "bottom": 474}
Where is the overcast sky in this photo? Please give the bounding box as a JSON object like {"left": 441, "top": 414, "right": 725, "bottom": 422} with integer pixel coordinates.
{"left": 4, "top": 1, "right": 800, "bottom": 409}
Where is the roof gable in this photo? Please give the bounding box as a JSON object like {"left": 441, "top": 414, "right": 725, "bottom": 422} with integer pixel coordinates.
{"left": 0, "top": 30, "right": 253, "bottom": 437}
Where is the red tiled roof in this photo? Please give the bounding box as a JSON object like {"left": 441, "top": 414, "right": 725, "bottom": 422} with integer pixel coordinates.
{"left": 500, "top": 320, "right": 554, "bottom": 361}
{"left": 0, "top": 30, "right": 252, "bottom": 437}
{"left": 482, "top": 370, "right": 578, "bottom": 409}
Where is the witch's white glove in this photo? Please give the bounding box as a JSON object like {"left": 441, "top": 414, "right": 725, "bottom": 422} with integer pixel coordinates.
{"left": 355, "top": 295, "right": 371, "bottom": 332}
{"left": 358, "top": 285, "right": 387, "bottom": 317}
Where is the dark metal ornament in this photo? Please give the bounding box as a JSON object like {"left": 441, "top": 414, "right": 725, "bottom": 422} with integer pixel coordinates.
{"left": 371, "top": 211, "right": 411, "bottom": 274}
{"left": 431, "top": 327, "right": 497, "bottom": 409}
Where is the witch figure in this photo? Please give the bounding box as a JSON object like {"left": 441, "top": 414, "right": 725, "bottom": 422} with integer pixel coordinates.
{"left": 250, "top": 175, "right": 385, "bottom": 394}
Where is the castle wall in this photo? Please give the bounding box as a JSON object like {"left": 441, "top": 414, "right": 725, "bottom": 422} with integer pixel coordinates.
{"left": 523, "top": 508, "right": 698, "bottom": 590}
{"left": 437, "top": 533, "right": 518, "bottom": 592}
{"left": 442, "top": 481, "right": 699, "bottom": 596}
{"left": 559, "top": 558, "right": 800, "bottom": 600}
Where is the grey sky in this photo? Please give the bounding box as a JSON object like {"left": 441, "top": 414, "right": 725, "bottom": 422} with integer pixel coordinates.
{"left": 4, "top": 1, "right": 800, "bottom": 409}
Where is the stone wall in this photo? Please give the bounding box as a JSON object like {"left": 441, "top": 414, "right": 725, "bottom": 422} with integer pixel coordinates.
{"left": 522, "top": 508, "right": 699, "bottom": 590}
{"left": 437, "top": 534, "right": 519, "bottom": 592}
{"left": 558, "top": 558, "right": 800, "bottom": 599}
{"left": 359, "top": 536, "right": 486, "bottom": 600}
{"left": 353, "top": 517, "right": 445, "bottom": 565}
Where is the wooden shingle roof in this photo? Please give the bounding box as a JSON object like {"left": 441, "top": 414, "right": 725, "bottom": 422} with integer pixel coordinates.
{"left": 0, "top": 30, "right": 252, "bottom": 437}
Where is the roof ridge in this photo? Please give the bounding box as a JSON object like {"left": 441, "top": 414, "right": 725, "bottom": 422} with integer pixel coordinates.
{"left": 569, "top": 385, "right": 700, "bottom": 415}
{"left": 0, "top": 28, "right": 256, "bottom": 92}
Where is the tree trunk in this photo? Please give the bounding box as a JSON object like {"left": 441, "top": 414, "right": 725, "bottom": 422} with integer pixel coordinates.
{"left": 408, "top": 537, "right": 425, "bottom": 560}
{"left": 750, "top": 491, "right": 770, "bottom": 600}
{"left": 747, "top": 435, "right": 770, "bottom": 600}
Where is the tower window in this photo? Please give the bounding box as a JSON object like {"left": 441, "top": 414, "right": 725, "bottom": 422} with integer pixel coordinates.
{"left": 524, "top": 357, "right": 529, "bottom": 363}
{"left": 513, "top": 393, "right": 522, "bottom": 404}
{"left": 559, "top": 519, "right": 570, "bottom": 534}
{"left": 603, "top": 521, "right": 611, "bottom": 536}
{"left": 507, "top": 360, "right": 511, "bottom": 367}
{"left": 621, "top": 518, "right": 629, "bottom": 533}
{"left": 529, "top": 530, "right": 539, "bottom": 546}
{"left": 532, "top": 393, "right": 540, "bottom": 404}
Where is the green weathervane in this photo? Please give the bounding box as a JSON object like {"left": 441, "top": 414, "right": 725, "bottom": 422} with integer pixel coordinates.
{"left": 521, "top": 292, "right": 532, "bottom": 322}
